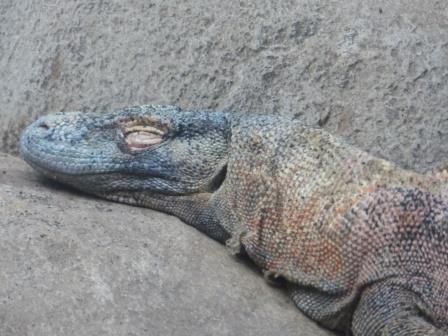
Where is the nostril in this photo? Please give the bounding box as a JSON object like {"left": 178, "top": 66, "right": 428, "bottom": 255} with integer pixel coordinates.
{"left": 37, "top": 121, "right": 51, "bottom": 130}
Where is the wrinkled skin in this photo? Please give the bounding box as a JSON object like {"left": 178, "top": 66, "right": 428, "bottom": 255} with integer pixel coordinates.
{"left": 21, "top": 105, "right": 448, "bottom": 335}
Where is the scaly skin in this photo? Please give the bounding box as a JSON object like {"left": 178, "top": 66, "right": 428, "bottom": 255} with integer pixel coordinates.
{"left": 21, "top": 105, "right": 448, "bottom": 335}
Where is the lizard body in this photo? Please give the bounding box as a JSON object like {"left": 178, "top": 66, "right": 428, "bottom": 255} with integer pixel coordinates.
{"left": 21, "top": 105, "right": 448, "bottom": 335}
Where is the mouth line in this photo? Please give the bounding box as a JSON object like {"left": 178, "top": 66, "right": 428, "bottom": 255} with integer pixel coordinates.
{"left": 21, "top": 144, "right": 171, "bottom": 179}
{"left": 23, "top": 156, "right": 200, "bottom": 197}
{"left": 24, "top": 157, "right": 108, "bottom": 178}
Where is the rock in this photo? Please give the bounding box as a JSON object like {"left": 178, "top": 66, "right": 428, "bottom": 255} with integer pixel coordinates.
{"left": 0, "top": 153, "right": 333, "bottom": 336}
{"left": 1, "top": 1, "right": 447, "bottom": 334}
{"left": 1, "top": 1, "right": 448, "bottom": 171}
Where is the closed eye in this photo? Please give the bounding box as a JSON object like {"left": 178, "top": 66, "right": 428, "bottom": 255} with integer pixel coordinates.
{"left": 125, "top": 131, "right": 163, "bottom": 150}
{"left": 123, "top": 125, "right": 165, "bottom": 151}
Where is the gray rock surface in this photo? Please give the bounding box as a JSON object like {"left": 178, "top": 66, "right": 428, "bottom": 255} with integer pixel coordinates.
{"left": 1, "top": 1, "right": 447, "bottom": 335}
{"left": 1, "top": 0, "right": 448, "bottom": 171}
{"left": 0, "top": 154, "right": 333, "bottom": 336}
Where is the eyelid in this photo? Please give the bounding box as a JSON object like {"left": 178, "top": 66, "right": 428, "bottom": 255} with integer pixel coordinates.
{"left": 125, "top": 131, "right": 163, "bottom": 150}
{"left": 124, "top": 125, "right": 165, "bottom": 136}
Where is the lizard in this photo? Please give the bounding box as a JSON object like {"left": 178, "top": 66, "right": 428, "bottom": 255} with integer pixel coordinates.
{"left": 20, "top": 105, "right": 448, "bottom": 335}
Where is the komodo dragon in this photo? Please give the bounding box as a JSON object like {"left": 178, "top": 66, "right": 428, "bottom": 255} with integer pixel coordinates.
{"left": 21, "top": 105, "right": 448, "bottom": 335}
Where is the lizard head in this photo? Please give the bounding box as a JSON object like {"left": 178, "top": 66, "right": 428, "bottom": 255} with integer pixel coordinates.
{"left": 21, "top": 105, "right": 230, "bottom": 200}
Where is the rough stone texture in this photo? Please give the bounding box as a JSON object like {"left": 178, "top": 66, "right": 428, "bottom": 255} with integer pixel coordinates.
{"left": 0, "top": 154, "right": 333, "bottom": 336}
{"left": 1, "top": 0, "right": 448, "bottom": 171}
{"left": 1, "top": 1, "right": 447, "bottom": 335}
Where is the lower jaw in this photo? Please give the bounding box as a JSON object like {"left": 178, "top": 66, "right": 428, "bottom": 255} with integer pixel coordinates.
{"left": 94, "top": 191, "right": 140, "bottom": 206}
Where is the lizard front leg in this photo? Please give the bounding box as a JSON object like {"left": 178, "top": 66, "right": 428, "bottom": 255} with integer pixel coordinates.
{"left": 352, "top": 281, "right": 445, "bottom": 336}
